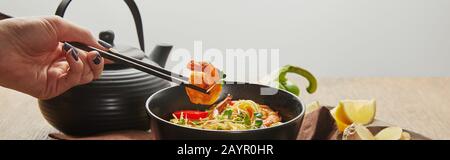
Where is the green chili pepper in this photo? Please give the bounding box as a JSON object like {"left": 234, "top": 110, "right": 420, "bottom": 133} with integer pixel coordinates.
{"left": 218, "top": 69, "right": 226, "bottom": 79}
{"left": 244, "top": 115, "right": 251, "bottom": 126}
{"left": 254, "top": 112, "right": 263, "bottom": 118}
{"left": 274, "top": 65, "right": 318, "bottom": 96}
{"left": 179, "top": 118, "right": 186, "bottom": 125}
{"left": 223, "top": 109, "right": 233, "bottom": 119}
{"left": 191, "top": 120, "right": 200, "bottom": 125}
{"left": 255, "top": 120, "right": 263, "bottom": 128}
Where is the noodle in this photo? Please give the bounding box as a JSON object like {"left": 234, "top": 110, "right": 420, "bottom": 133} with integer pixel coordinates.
{"left": 170, "top": 99, "right": 282, "bottom": 131}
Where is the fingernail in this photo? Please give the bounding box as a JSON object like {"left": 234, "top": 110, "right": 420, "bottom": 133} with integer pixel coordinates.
{"left": 98, "top": 40, "right": 112, "bottom": 49}
{"left": 93, "top": 52, "right": 101, "bottom": 65}
{"left": 70, "top": 49, "right": 79, "bottom": 61}
{"left": 63, "top": 42, "right": 73, "bottom": 52}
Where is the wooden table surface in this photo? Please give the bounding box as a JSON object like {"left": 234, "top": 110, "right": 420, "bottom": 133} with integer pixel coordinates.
{"left": 1, "top": 77, "right": 449, "bottom": 140}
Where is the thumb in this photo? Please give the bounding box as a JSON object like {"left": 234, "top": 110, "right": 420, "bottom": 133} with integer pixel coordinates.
{"left": 43, "top": 16, "right": 106, "bottom": 50}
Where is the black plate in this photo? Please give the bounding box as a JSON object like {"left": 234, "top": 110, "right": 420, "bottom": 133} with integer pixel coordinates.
{"left": 146, "top": 82, "right": 305, "bottom": 140}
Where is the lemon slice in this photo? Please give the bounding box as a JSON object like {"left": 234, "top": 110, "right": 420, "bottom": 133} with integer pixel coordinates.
{"left": 305, "top": 101, "right": 321, "bottom": 114}
{"left": 340, "top": 99, "right": 376, "bottom": 125}
{"left": 400, "top": 132, "right": 411, "bottom": 140}
{"left": 375, "top": 127, "right": 403, "bottom": 140}
{"left": 354, "top": 124, "right": 375, "bottom": 140}
{"left": 343, "top": 123, "right": 375, "bottom": 140}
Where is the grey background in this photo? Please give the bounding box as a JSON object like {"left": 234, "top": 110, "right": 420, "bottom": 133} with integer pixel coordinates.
{"left": 1, "top": 0, "right": 449, "bottom": 77}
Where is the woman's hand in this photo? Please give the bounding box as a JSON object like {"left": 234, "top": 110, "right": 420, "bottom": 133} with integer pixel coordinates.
{"left": 0, "top": 16, "right": 108, "bottom": 99}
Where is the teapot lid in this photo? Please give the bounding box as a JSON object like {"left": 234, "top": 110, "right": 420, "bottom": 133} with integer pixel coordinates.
{"left": 100, "top": 30, "right": 146, "bottom": 70}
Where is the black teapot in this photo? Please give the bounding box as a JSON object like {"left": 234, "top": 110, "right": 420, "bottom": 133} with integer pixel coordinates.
{"left": 38, "top": 0, "right": 172, "bottom": 136}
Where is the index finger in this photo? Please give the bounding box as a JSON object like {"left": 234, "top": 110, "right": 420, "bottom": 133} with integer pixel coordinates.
{"left": 43, "top": 16, "right": 106, "bottom": 50}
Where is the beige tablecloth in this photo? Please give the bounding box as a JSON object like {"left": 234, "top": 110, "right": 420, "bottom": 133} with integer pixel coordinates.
{"left": 0, "top": 77, "right": 449, "bottom": 140}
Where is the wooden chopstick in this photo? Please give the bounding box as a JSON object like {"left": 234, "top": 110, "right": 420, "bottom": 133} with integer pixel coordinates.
{"left": 69, "top": 42, "right": 209, "bottom": 94}
{"left": 0, "top": 12, "right": 12, "bottom": 20}
{"left": 106, "top": 48, "right": 188, "bottom": 81}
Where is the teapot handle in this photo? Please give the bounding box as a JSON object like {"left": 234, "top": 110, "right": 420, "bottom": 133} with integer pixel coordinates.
{"left": 55, "top": 0, "right": 146, "bottom": 52}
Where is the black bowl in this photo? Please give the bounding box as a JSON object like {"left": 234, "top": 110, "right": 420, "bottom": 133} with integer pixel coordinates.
{"left": 146, "top": 82, "right": 305, "bottom": 140}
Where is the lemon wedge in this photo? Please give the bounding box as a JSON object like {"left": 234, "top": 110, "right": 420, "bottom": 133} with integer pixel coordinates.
{"left": 339, "top": 99, "right": 376, "bottom": 125}
{"left": 306, "top": 101, "right": 321, "bottom": 114}
{"left": 330, "top": 106, "right": 350, "bottom": 132}
{"left": 331, "top": 103, "right": 352, "bottom": 125}
{"left": 334, "top": 118, "right": 350, "bottom": 132}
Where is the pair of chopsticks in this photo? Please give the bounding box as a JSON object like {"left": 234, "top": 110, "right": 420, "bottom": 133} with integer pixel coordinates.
{"left": 70, "top": 42, "right": 213, "bottom": 94}
{"left": 0, "top": 12, "right": 213, "bottom": 94}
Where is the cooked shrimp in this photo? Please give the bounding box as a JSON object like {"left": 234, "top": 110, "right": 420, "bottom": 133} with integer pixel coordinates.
{"left": 260, "top": 105, "right": 282, "bottom": 127}
{"left": 213, "top": 94, "right": 233, "bottom": 113}
{"left": 185, "top": 60, "right": 223, "bottom": 105}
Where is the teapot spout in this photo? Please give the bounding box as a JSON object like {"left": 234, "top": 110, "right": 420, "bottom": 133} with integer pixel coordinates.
{"left": 148, "top": 44, "right": 173, "bottom": 68}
